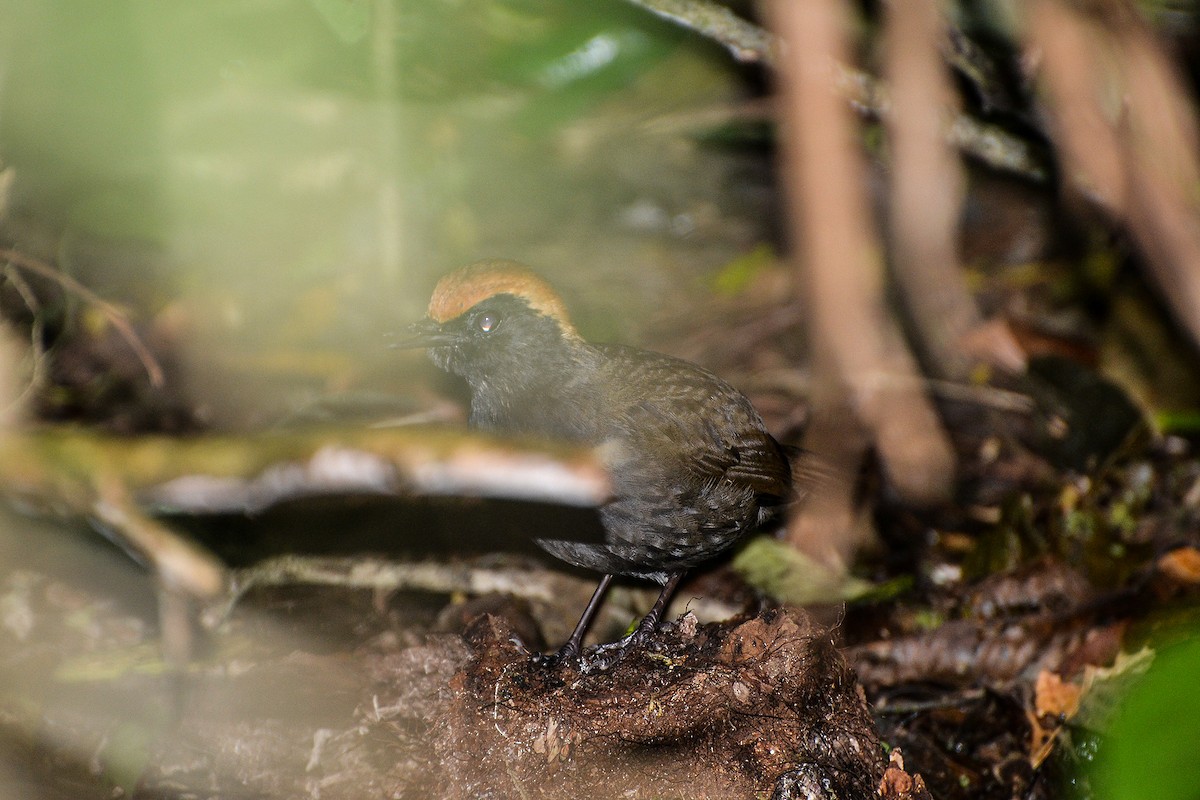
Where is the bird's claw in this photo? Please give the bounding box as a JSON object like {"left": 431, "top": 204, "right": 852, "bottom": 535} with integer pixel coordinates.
{"left": 529, "top": 641, "right": 581, "bottom": 669}
{"left": 530, "top": 629, "right": 647, "bottom": 671}
{"left": 575, "top": 622, "right": 667, "bottom": 672}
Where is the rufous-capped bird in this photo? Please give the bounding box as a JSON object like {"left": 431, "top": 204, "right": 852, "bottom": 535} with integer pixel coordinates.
{"left": 409, "top": 260, "right": 795, "bottom": 663}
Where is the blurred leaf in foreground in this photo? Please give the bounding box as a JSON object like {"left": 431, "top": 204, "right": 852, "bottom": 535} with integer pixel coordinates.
{"left": 1090, "top": 640, "right": 1200, "bottom": 800}
{"left": 733, "top": 535, "right": 882, "bottom": 606}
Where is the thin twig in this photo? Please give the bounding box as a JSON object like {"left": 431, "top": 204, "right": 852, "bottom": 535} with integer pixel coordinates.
{"left": 626, "top": 0, "right": 772, "bottom": 64}
{"left": 0, "top": 247, "right": 165, "bottom": 388}
{"left": 741, "top": 367, "right": 1036, "bottom": 415}
{"left": 205, "top": 554, "right": 562, "bottom": 627}
{"left": 0, "top": 264, "right": 49, "bottom": 413}
{"left": 91, "top": 476, "right": 228, "bottom": 600}
{"left": 622, "top": 0, "right": 1047, "bottom": 181}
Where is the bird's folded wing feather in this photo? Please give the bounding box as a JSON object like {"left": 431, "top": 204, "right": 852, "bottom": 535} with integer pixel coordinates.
{"left": 619, "top": 402, "right": 792, "bottom": 502}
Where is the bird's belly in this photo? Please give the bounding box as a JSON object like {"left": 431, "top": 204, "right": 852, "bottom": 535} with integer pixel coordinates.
{"left": 533, "top": 489, "right": 760, "bottom": 582}
{"left": 600, "top": 494, "right": 755, "bottom": 563}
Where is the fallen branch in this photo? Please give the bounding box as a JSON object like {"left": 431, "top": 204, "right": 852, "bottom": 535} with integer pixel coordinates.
{"left": 0, "top": 247, "right": 165, "bottom": 388}
{"left": 623, "top": 0, "right": 1047, "bottom": 181}
{"left": 92, "top": 477, "right": 227, "bottom": 600}
{"left": 0, "top": 425, "right": 610, "bottom": 517}
{"left": 205, "top": 553, "right": 565, "bottom": 627}
{"left": 627, "top": 0, "right": 771, "bottom": 64}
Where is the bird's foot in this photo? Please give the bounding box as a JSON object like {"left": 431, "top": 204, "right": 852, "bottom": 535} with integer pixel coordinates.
{"left": 529, "top": 640, "right": 582, "bottom": 669}
{"left": 575, "top": 619, "right": 666, "bottom": 672}
{"left": 529, "top": 625, "right": 660, "bottom": 671}
{"left": 576, "top": 638, "right": 633, "bottom": 672}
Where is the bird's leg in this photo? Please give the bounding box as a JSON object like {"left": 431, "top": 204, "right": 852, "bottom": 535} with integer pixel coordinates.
{"left": 626, "top": 570, "right": 684, "bottom": 647}
{"left": 577, "top": 571, "right": 687, "bottom": 671}
{"left": 533, "top": 573, "right": 613, "bottom": 666}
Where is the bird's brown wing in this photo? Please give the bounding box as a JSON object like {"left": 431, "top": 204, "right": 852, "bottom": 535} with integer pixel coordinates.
{"left": 718, "top": 428, "right": 794, "bottom": 502}
{"left": 619, "top": 402, "right": 793, "bottom": 503}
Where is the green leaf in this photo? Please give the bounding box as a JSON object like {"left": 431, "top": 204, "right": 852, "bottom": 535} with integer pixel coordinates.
{"left": 308, "top": 0, "right": 371, "bottom": 44}
{"left": 733, "top": 536, "right": 876, "bottom": 605}
{"left": 1090, "top": 640, "right": 1200, "bottom": 800}
{"left": 710, "top": 243, "right": 775, "bottom": 297}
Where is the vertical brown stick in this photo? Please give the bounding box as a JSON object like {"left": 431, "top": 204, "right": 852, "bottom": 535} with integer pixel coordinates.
{"left": 1026, "top": 0, "right": 1200, "bottom": 350}
{"left": 767, "top": 0, "right": 955, "bottom": 564}
{"left": 1026, "top": 0, "right": 1127, "bottom": 214}
{"left": 885, "top": 0, "right": 1018, "bottom": 376}
{"left": 1120, "top": 23, "right": 1200, "bottom": 346}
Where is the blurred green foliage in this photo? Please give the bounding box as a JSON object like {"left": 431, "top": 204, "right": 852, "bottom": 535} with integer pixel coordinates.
{"left": 0, "top": 1, "right": 687, "bottom": 273}
{"left": 0, "top": 1, "right": 740, "bottom": 422}
{"left": 1091, "top": 637, "right": 1200, "bottom": 800}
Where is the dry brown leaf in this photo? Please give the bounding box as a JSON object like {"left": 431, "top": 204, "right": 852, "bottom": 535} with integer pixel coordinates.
{"left": 1157, "top": 546, "right": 1200, "bottom": 584}
{"left": 1035, "top": 669, "right": 1082, "bottom": 719}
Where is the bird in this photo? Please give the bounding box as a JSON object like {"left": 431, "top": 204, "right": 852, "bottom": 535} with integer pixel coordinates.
{"left": 408, "top": 259, "right": 795, "bottom": 663}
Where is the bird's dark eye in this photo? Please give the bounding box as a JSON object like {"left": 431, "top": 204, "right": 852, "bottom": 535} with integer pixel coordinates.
{"left": 477, "top": 313, "right": 499, "bottom": 333}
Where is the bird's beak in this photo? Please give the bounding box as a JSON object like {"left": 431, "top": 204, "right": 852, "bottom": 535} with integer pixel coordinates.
{"left": 393, "top": 318, "right": 458, "bottom": 349}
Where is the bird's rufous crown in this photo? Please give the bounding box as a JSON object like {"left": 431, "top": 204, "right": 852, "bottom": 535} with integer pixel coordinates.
{"left": 427, "top": 260, "right": 580, "bottom": 338}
